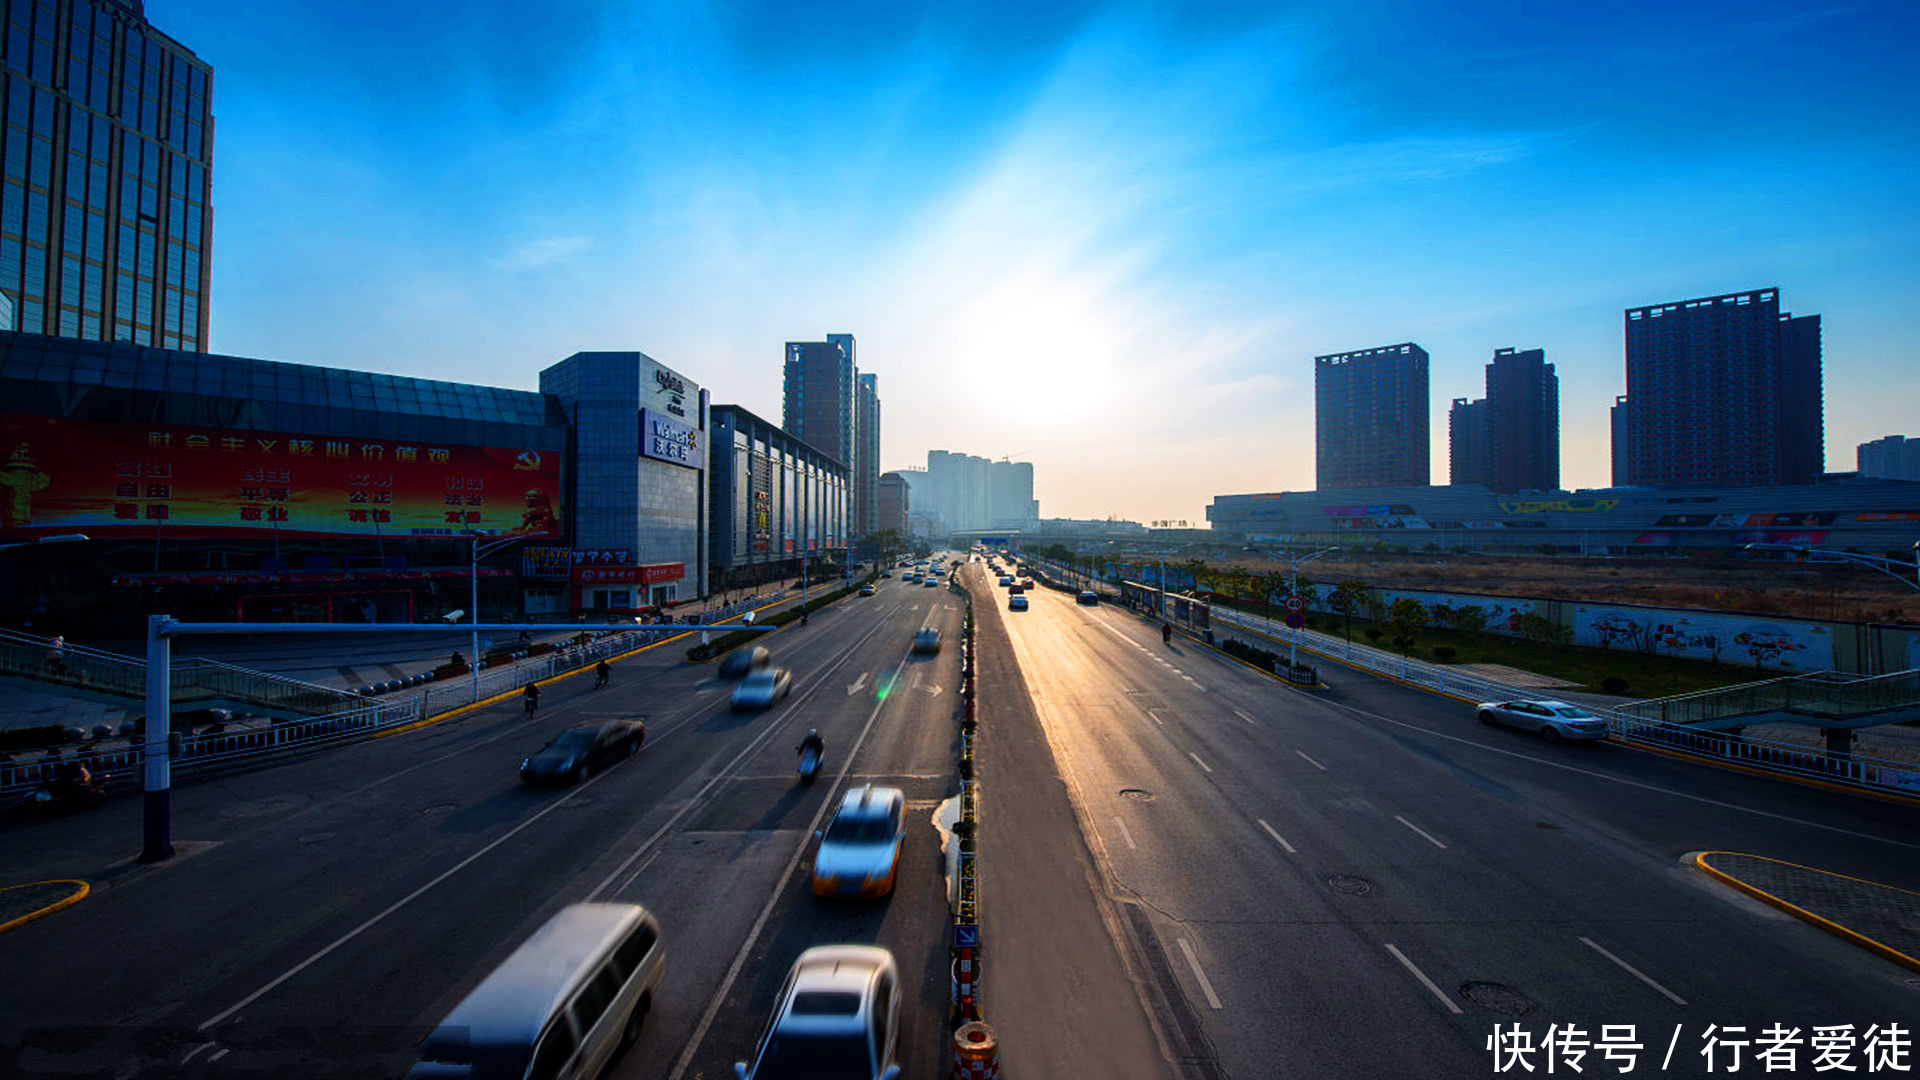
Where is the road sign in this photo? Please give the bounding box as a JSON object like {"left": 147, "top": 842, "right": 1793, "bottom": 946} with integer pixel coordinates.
{"left": 1284, "top": 595, "right": 1305, "bottom": 612}
{"left": 1285, "top": 612, "right": 1306, "bottom": 629}
{"left": 953, "top": 923, "right": 980, "bottom": 949}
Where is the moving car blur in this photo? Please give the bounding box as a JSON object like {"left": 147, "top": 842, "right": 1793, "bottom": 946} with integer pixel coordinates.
{"left": 519, "top": 720, "right": 646, "bottom": 785}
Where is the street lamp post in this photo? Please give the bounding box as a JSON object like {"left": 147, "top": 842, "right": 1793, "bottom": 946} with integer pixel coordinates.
{"left": 1743, "top": 542, "right": 1920, "bottom": 592}
{"left": 1277, "top": 546, "right": 1341, "bottom": 674}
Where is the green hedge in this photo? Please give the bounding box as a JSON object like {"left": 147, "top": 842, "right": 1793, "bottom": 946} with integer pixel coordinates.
{"left": 686, "top": 575, "right": 876, "bottom": 661}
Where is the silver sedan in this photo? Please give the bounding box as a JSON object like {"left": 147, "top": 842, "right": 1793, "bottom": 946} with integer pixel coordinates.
{"left": 1476, "top": 699, "right": 1610, "bottom": 742}
{"left": 731, "top": 667, "right": 794, "bottom": 710}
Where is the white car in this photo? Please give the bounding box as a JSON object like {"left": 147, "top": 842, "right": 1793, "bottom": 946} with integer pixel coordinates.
{"left": 811, "top": 785, "right": 906, "bottom": 898}
{"left": 1008, "top": 594, "right": 1028, "bottom": 611}
{"left": 1476, "top": 699, "right": 1610, "bottom": 742}
{"left": 734, "top": 945, "right": 901, "bottom": 1079}
{"left": 732, "top": 667, "right": 793, "bottom": 710}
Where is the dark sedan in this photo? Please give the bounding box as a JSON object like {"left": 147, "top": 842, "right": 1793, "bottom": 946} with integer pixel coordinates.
{"left": 520, "top": 719, "right": 646, "bottom": 784}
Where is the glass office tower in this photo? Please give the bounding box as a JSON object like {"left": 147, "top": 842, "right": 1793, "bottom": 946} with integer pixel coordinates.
{"left": 0, "top": 0, "right": 212, "bottom": 350}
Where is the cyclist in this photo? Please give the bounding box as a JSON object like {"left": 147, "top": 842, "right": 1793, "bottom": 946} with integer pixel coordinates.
{"left": 594, "top": 660, "right": 611, "bottom": 689}
{"left": 522, "top": 682, "right": 540, "bottom": 714}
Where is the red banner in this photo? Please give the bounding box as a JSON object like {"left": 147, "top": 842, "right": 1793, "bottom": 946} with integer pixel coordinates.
{"left": 0, "top": 414, "right": 563, "bottom": 540}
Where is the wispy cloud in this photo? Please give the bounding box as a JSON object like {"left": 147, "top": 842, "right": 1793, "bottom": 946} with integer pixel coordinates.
{"left": 494, "top": 235, "right": 591, "bottom": 271}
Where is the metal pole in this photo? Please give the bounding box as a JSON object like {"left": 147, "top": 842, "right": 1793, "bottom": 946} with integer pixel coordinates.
{"left": 470, "top": 538, "right": 480, "bottom": 704}
{"left": 141, "top": 614, "right": 174, "bottom": 862}
{"left": 1289, "top": 559, "right": 1299, "bottom": 673}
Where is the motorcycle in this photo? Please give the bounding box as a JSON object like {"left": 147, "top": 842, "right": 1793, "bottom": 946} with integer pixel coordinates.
{"left": 796, "top": 745, "right": 821, "bottom": 784}
{"left": 593, "top": 670, "right": 610, "bottom": 690}
{"left": 8, "top": 771, "right": 110, "bottom": 819}
{"left": 1162, "top": 623, "right": 1173, "bottom": 645}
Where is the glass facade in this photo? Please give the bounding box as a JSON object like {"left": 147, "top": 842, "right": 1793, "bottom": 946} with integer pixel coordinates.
{"left": 0, "top": 0, "right": 210, "bottom": 351}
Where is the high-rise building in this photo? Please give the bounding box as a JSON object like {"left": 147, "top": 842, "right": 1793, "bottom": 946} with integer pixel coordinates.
{"left": 988, "top": 459, "right": 1036, "bottom": 527}
{"left": 855, "top": 372, "right": 879, "bottom": 537}
{"left": 1448, "top": 397, "right": 1491, "bottom": 487}
{"left": 1621, "top": 288, "right": 1822, "bottom": 487}
{"left": 1315, "top": 343, "right": 1429, "bottom": 488}
{"left": 1611, "top": 395, "right": 1631, "bottom": 486}
{"left": 1858, "top": 436, "right": 1920, "bottom": 481}
{"left": 876, "top": 471, "right": 909, "bottom": 536}
{"left": 1485, "top": 347, "right": 1558, "bottom": 493}
{"left": 0, "top": 0, "right": 213, "bottom": 349}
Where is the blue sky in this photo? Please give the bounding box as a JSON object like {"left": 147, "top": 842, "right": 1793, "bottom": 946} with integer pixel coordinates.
{"left": 163, "top": 0, "right": 1920, "bottom": 523}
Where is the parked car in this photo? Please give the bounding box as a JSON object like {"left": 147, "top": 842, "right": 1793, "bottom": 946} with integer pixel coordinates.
{"left": 732, "top": 668, "right": 794, "bottom": 710}
{"left": 1476, "top": 699, "right": 1611, "bottom": 742}
{"left": 1077, "top": 590, "right": 1099, "bottom": 605}
{"left": 811, "top": 785, "right": 907, "bottom": 898}
{"left": 911, "top": 628, "right": 941, "bottom": 654}
{"left": 520, "top": 720, "right": 646, "bottom": 784}
{"left": 720, "top": 645, "right": 773, "bottom": 679}
{"left": 733, "top": 945, "right": 901, "bottom": 1079}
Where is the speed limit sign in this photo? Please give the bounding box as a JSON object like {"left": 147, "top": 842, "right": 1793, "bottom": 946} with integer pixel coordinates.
{"left": 1284, "top": 595, "right": 1305, "bottom": 612}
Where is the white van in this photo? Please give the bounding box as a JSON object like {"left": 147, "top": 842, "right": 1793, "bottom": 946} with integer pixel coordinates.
{"left": 407, "top": 903, "right": 665, "bottom": 1080}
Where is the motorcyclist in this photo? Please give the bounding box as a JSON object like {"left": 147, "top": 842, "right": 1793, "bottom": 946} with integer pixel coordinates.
{"left": 594, "top": 661, "right": 611, "bottom": 688}
{"left": 523, "top": 682, "right": 540, "bottom": 713}
{"left": 796, "top": 728, "right": 825, "bottom": 761}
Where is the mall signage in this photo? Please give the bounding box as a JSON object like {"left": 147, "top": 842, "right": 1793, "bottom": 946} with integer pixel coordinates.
{"left": 640, "top": 409, "right": 699, "bottom": 468}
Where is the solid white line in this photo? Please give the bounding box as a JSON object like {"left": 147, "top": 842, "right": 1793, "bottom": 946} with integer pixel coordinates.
{"left": 666, "top": 639, "right": 920, "bottom": 1080}
{"left": 1146, "top": 709, "right": 1166, "bottom": 727}
{"left": 1114, "top": 817, "right": 1139, "bottom": 850}
{"left": 1581, "top": 937, "right": 1689, "bottom": 1005}
{"left": 207, "top": 1049, "right": 230, "bottom": 1063}
{"left": 1178, "top": 939, "right": 1225, "bottom": 1010}
{"left": 1384, "top": 944, "right": 1462, "bottom": 1014}
{"left": 1233, "top": 709, "right": 1258, "bottom": 725}
{"left": 1189, "top": 752, "right": 1213, "bottom": 773}
{"left": 1394, "top": 814, "right": 1448, "bottom": 850}
{"left": 614, "top": 848, "right": 665, "bottom": 897}
{"left": 1295, "top": 750, "right": 1327, "bottom": 771}
{"left": 1285, "top": 693, "right": 1920, "bottom": 854}
{"left": 179, "top": 1043, "right": 214, "bottom": 1065}
{"left": 1257, "top": 818, "right": 1296, "bottom": 854}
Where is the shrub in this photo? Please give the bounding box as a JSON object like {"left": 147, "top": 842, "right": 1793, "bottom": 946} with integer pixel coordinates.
{"left": 1363, "top": 627, "right": 1383, "bottom": 644}
{"left": 1431, "top": 645, "right": 1457, "bottom": 663}
{"left": 1601, "top": 676, "right": 1631, "bottom": 694}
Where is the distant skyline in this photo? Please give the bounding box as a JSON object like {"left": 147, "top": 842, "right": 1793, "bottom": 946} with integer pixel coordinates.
{"left": 168, "top": 0, "right": 1920, "bottom": 523}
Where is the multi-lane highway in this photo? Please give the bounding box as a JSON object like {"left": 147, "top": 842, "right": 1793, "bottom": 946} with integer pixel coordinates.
{"left": 975, "top": 561, "right": 1920, "bottom": 1079}
{"left": 5, "top": 551, "right": 1918, "bottom": 1079}
{"left": 0, "top": 573, "right": 966, "bottom": 1078}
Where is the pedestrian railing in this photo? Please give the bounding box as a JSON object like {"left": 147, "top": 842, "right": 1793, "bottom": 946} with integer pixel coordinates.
{"left": 0, "top": 628, "right": 361, "bottom": 713}
{"left": 1614, "top": 669, "right": 1920, "bottom": 727}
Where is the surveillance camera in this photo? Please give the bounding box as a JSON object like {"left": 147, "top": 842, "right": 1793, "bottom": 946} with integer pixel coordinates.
{"left": 743, "top": 611, "right": 757, "bottom": 625}
{"left": 442, "top": 609, "right": 466, "bottom": 623}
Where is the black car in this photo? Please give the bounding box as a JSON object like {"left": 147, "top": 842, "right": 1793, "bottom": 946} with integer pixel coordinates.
{"left": 719, "top": 645, "right": 772, "bottom": 679}
{"left": 520, "top": 720, "right": 646, "bottom": 785}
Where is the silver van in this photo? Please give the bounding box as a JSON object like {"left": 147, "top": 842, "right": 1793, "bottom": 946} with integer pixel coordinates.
{"left": 407, "top": 903, "right": 665, "bottom": 1080}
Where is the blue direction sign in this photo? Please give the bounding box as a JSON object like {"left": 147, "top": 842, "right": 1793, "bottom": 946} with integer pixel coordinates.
{"left": 953, "top": 923, "right": 980, "bottom": 949}
{"left": 1285, "top": 612, "right": 1306, "bottom": 629}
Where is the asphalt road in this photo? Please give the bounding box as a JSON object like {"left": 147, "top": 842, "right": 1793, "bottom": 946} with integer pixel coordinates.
{"left": 0, "top": 571, "right": 966, "bottom": 1079}
{"left": 981, "top": 569, "right": 1920, "bottom": 1080}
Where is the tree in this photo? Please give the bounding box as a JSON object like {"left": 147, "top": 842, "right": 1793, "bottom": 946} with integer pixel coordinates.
{"left": 1179, "top": 558, "right": 1210, "bottom": 594}
{"left": 1387, "top": 597, "right": 1429, "bottom": 656}
{"left": 1428, "top": 603, "right": 1456, "bottom": 630}
{"left": 1449, "top": 605, "right": 1487, "bottom": 634}
{"left": 1329, "top": 579, "right": 1369, "bottom": 643}
{"left": 1517, "top": 611, "right": 1571, "bottom": 645}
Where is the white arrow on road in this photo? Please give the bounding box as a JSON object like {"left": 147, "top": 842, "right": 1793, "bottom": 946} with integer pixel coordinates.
{"left": 847, "top": 672, "right": 869, "bottom": 697}
{"left": 927, "top": 684, "right": 943, "bottom": 697}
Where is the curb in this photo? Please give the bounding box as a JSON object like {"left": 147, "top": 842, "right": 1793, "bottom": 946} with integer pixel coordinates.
{"left": 0, "top": 878, "right": 89, "bottom": 936}
{"left": 1693, "top": 851, "right": 1920, "bottom": 974}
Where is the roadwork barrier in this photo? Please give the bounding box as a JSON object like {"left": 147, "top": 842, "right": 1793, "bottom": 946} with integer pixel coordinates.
{"left": 951, "top": 1021, "right": 1000, "bottom": 1079}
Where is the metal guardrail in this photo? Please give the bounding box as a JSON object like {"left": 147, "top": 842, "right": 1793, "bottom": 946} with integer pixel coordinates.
{"left": 0, "top": 627, "right": 360, "bottom": 714}
{"left": 1614, "top": 669, "right": 1920, "bottom": 727}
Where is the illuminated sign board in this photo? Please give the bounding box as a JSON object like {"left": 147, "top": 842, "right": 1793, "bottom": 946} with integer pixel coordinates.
{"left": 0, "top": 414, "right": 562, "bottom": 539}
{"left": 640, "top": 409, "right": 700, "bottom": 468}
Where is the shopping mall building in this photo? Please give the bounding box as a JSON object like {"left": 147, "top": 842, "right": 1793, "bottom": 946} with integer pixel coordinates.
{"left": 0, "top": 331, "right": 848, "bottom": 632}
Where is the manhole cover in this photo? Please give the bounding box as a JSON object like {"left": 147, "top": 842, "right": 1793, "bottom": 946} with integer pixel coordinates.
{"left": 1325, "top": 874, "right": 1373, "bottom": 896}
{"left": 1119, "top": 788, "right": 1155, "bottom": 802}
{"left": 298, "top": 832, "right": 336, "bottom": 845}
{"left": 1460, "top": 982, "right": 1536, "bottom": 1016}
{"left": 419, "top": 803, "right": 457, "bottom": 816}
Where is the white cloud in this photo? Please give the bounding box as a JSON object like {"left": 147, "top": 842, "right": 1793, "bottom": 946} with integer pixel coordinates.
{"left": 494, "top": 235, "right": 591, "bottom": 271}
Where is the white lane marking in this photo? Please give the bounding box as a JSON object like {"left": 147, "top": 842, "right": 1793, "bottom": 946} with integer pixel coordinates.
{"left": 1178, "top": 938, "right": 1225, "bottom": 1010}
{"left": 1189, "top": 752, "right": 1213, "bottom": 774}
{"left": 1289, "top": 693, "right": 1920, "bottom": 854}
{"left": 1233, "top": 709, "right": 1258, "bottom": 725}
{"left": 1146, "top": 709, "right": 1166, "bottom": 727}
{"left": 847, "top": 672, "right": 869, "bottom": 696}
{"left": 614, "top": 847, "right": 665, "bottom": 897}
{"left": 667, "top": 637, "right": 920, "bottom": 1080}
{"left": 1581, "top": 936, "right": 1689, "bottom": 1005}
{"left": 928, "top": 683, "right": 944, "bottom": 697}
{"left": 1394, "top": 815, "right": 1448, "bottom": 850}
{"left": 1384, "top": 944, "right": 1462, "bottom": 1014}
{"left": 200, "top": 614, "right": 901, "bottom": 1034}
{"left": 1295, "top": 750, "right": 1327, "bottom": 771}
{"left": 179, "top": 1043, "right": 214, "bottom": 1065}
{"left": 208, "top": 1049, "right": 230, "bottom": 1063}
{"left": 1114, "top": 817, "right": 1139, "bottom": 850}
{"left": 1258, "top": 818, "right": 1296, "bottom": 854}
